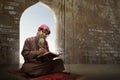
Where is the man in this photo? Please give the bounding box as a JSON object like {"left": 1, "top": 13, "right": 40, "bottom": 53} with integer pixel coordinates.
{"left": 20, "top": 24, "right": 64, "bottom": 77}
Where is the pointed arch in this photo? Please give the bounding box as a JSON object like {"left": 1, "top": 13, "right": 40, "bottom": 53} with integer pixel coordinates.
{"left": 19, "top": 2, "right": 57, "bottom": 65}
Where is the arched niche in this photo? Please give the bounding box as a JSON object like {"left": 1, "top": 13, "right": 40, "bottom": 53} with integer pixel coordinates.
{"left": 19, "top": 2, "right": 58, "bottom": 64}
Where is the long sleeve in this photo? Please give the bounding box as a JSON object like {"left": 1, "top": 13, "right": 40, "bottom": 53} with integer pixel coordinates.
{"left": 21, "top": 38, "right": 38, "bottom": 62}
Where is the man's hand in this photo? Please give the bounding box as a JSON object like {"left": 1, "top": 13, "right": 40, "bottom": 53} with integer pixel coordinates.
{"left": 37, "top": 48, "right": 47, "bottom": 55}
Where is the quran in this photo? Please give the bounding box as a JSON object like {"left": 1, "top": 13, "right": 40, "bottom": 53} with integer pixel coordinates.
{"left": 36, "top": 52, "right": 59, "bottom": 62}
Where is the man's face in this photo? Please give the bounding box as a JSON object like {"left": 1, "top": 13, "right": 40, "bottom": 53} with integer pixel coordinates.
{"left": 38, "top": 29, "right": 49, "bottom": 39}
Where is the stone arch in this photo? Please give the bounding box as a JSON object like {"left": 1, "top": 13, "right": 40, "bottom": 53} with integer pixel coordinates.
{"left": 0, "top": 0, "right": 64, "bottom": 64}
{"left": 19, "top": 1, "right": 58, "bottom": 64}
{"left": 18, "top": 0, "right": 65, "bottom": 64}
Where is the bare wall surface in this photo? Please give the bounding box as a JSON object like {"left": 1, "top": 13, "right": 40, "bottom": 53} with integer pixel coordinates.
{"left": 63, "top": 0, "right": 120, "bottom": 64}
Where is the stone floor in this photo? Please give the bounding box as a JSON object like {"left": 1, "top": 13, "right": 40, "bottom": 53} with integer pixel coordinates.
{"left": 64, "top": 64, "right": 120, "bottom": 80}
{"left": 0, "top": 64, "right": 120, "bottom": 80}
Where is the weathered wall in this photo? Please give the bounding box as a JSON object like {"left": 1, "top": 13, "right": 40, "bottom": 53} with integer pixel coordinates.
{"left": 0, "top": 0, "right": 120, "bottom": 64}
{"left": 63, "top": 0, "right": 120, "bottom": 64}
{"left": 0, "top": 0, "right": 38, "bottom": 64}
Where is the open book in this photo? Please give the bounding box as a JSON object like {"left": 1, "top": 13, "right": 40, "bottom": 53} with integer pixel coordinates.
{"left": 36, "top": 52, "right": 59, "bottom": 62}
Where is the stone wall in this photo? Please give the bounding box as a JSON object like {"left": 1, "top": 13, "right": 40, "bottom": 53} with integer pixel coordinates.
{"left": 63, "top": 0, "right": 120, "bottom": 64}
{"left": 0, "top": 0, "right": 38, "bottom": 64}
{"left": 0, "top": 0, "right": 120, "bottom": 64}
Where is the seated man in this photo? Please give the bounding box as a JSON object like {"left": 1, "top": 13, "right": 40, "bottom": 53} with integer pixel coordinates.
{"left": 20, "top": 24, "right": 64, "bottom": 78}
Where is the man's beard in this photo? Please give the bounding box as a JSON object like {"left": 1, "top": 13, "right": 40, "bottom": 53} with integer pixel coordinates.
{"left": 36, "top": 32, "right": 45, "bottom": 48}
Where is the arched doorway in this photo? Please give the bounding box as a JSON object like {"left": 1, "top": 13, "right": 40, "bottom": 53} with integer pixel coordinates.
{"left": 20, "top": 2, "right": 57, "bottom": 65}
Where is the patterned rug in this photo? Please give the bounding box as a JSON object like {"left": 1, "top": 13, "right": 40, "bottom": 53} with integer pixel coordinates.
{"left": 9, "top": 70, "right": 82, "bottom": 80}
{"left": 28, "top": 72, "right": 81, "bottom": 80}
